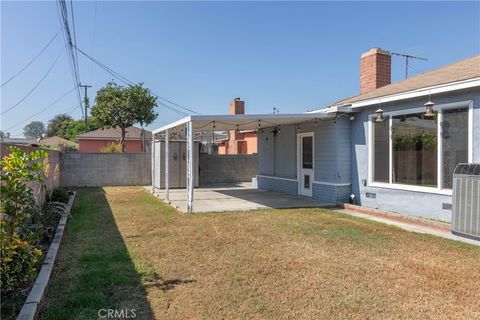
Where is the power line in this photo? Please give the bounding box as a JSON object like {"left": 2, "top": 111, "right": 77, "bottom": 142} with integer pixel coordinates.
{"left": 1, "top": 46, "right": 65, "bottom": 115}
{"left": 69, "top": 0, "right": 81, "bottom": 85}
{"left": 56, "top": 0, "right": 84, "bottom": 116}
{"left": 3, "top": 87, "right": 77, "bottom": 131}
{"left": 89, "top": 0, "right": 98, "bottom": 81}
{"left": 8, "top": 102, "right": 81, "bottom": 138}
{"left": 1, "top": 29, "right": 61, "bottom": 87}
{"left": 73, "top": 45, "right": 201, "bottom": 116}
{"left": 66, "top": 103, "right": 82, "bottom": 114}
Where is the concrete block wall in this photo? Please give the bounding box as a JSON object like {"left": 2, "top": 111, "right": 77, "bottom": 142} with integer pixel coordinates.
{"left": 199, "top": 154, "right": 258, "bottom": 184}
{"left": 61, "top": 153, "right": 151, "bottom": 187}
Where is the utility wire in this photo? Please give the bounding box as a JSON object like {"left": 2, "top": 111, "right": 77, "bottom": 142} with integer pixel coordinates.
{"left": 1, "top": 29, "right": 60, "bottom": 87}
{"left": 89, "top": 0, "right": 98, "bottom": 81}
{"left": 69, "top": 0, "right": 81, "bottom": 85}
{"left": 3, "top": 86, "right": 77, "bottom": 131}
{"left": 73, "top": 45, "right": 201, "bottom": 116}
{"left": 66, "top": 103, "right": 84, "bottom": 117}
{"left": 1, "top": 46, "right": 65, "bottom": 115}
{"left": 8, "top": 103, "right": 81, "bottom": 138}
{"left": 56, "top": 0, "right": 84, "bottom": 117}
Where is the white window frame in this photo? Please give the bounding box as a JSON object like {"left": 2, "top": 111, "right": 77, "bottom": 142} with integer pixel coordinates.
{"left": 368, "top": 100, "right": 473, "bottom": 195}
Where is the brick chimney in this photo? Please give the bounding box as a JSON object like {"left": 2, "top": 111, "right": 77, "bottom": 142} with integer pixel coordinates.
{"left": 229, "top": 97, "right": 245, "bottom": 115}
{"left": 360, "top": 48, "right": 391, "bottom": 94}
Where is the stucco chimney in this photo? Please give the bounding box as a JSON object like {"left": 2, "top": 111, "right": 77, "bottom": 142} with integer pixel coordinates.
{"left": 360, "top": 48, "right": 391, "bottom": 94}
{"left": 229, "top": 97, "right": 245, "bottom": 115}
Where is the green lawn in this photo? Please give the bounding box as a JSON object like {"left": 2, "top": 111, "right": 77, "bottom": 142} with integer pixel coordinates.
{"left": 39, "top": 187, "right": 480, "bottom": 320}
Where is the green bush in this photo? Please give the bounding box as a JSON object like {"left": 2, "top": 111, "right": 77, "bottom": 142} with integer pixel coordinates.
{"left": 47, "top": 187, "right": 70, "bottom": 204}
{"left": 1, "top": 147, "right": 47, "bottom": 295}
{"left": 0, "top": 226, "right": 42, "bottom": 294}
{"left": 40, "top": 202, "right": 67, "bottom": 243}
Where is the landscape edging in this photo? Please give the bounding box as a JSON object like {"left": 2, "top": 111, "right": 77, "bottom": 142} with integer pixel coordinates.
{"left": 16, "top": 191, "right": 77, "bottom": 320}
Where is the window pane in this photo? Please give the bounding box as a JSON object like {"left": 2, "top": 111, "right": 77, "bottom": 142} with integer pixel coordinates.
{"left": 302, "top": 136, "right": 313, "bottom": 169}
{"left": 392, "top": 113, "right": 437, "bottom": 187}
{"left": 442, "top": 108, "right": 468, "bottom": 189}
{"left": 304, "top": 174, "right": 310, "bottom": 189}
{"left": 373, "top": 120, "right": 389, "bottom": 183}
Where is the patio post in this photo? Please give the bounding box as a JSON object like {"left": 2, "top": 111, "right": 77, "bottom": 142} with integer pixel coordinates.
{"left": 151, "top": 137, "right": 155, "bottom": 193}
{"left": 165, "top": 129, "right": 169, "bottom": 202}
{"left": 186, "top": 121, "right": 194, "bottom": 213}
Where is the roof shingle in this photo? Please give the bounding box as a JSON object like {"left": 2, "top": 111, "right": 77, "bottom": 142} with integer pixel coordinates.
{"left": 330, "top": 55, "right": 480, "bottom": 107}
{"left": 76, "top": 126, "right": 152, "bottom": 140}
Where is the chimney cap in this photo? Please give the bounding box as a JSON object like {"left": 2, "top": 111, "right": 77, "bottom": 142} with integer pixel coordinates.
{"left": 361, "top": 48, "right": 391, "bottom": 58}
{"left": 234, "top": 97, "right": 242, "bottom": 101}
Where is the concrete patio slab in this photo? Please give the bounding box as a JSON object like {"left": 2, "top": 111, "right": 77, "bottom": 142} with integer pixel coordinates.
{"left": 152, "top": 182, "right": 335, "bottom": 213}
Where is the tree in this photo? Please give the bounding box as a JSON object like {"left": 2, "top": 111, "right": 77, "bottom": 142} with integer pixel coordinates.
{"left": 23, "top": 121, "right": 45, "bottom": 140}
{"left": 64, "top": 118, "right": 100, "bottom": 141}
{"left": 0, "top": 131, "right": 10, "bottom": 141}
{"left": 91, "top": 82, "right": 157, "bottom": 152}
{"left": 46, "top": 114, "right": 73, "bottom": 138}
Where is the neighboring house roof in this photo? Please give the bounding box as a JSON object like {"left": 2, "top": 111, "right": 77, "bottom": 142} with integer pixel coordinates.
{"left": 330, "top": 55, "right": 480, "bottom": 107}
{"left": 76, "top": 126, "right": 152, "bottom": 141}
{"left": 2, "top": 138, "right": 36, "bottom": 145}
{"left": 39, "top": 136, "right": 77, "bottom": 147}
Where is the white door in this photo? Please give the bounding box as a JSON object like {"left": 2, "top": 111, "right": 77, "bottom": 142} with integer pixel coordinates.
{"left": 298, "top": 133, "right": 314, "bottom": 197}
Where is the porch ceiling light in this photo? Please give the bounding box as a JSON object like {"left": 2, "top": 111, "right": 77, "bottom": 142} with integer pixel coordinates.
{"left": 424, "top": 100, "right": 435, "bottom": 118}
{"left": 375, "top": 109, "right": 384, "bottom": 122}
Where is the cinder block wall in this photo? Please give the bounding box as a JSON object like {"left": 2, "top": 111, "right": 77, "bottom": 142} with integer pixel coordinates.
{"left": 199, "top": 154, "right": 258, "bottom": 184}
{"left": 61, "top": 153, "right": 151, "bottom": 187}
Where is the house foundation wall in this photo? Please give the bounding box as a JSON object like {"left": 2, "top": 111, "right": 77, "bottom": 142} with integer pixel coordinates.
{"left": 257, "top": 175, "right": 298, "bottom": 195}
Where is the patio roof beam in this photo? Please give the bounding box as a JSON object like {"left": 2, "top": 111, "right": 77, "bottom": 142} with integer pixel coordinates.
{"left": 152, "top": 113, "right": 336, "bottom": 134}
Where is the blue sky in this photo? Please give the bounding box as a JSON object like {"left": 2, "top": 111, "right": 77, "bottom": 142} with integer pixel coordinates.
{"left": 1, "top": 1, "right": 479, "bottom": 137}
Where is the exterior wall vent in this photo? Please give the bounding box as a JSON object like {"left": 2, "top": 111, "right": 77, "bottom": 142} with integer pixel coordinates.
{"left": 452, "top": 163, "right": 480, "bottom": 241}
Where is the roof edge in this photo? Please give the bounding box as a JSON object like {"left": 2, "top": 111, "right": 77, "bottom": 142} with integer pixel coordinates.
{"left": 310, "top": 77, "right": 480, "bottom": 113}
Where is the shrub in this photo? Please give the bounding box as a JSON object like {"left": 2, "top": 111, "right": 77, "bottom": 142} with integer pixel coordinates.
{"left": 47, "top": 187, "right": 70, "bottom": 204}
{"left": 100, "top": 142, "right": 123, "bottom": 153}
{"left": 0, "top": 227, "right": 42, "bottom": 294}
{"left": 0, "top": 147, "right": 47, "bottom": 294}
{"left": 40, "top": 202, "right": 67, "bottom": 244}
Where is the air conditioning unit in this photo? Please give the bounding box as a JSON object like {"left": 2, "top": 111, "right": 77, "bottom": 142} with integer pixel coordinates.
{"left": 451, "top": 163, "right": 480, "bottom": 241}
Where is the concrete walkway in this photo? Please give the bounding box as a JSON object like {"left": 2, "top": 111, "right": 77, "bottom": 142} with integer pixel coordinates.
{"left": 335, "top": 208, "right": 480, "bottom": 247}
{"left": 152, "top": 182, "right": 335, "bottom": 213}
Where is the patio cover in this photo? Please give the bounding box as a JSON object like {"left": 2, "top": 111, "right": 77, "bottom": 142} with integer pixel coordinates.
{"left": 151, "top": 113, "right": 335, "bottom": 212}
{"left": 152, "top": 113, "right": 333, "bottom": 134}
